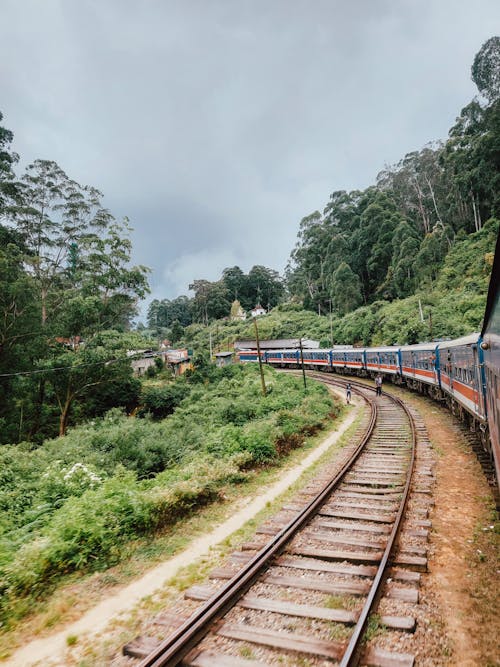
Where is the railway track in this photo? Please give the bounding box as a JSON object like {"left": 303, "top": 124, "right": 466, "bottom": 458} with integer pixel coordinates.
{"left": 124, "top": 377, "right": 435, "bottom": 667}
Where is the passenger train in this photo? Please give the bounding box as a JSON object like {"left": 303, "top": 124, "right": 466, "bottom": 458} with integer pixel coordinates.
{"left": 239, "top": 234, "right": 500, "bottom": 491}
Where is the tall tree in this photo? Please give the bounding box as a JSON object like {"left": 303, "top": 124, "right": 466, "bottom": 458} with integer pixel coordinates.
{"left": 8, "top": 160, "right": 149, "bottom": 331}
{"left": 0, "top": 111, "right": 19, "bottom": 215}
{"left": 471, "top": 36, "right": 500, "bottom": 103}
{"left": 189, "top": 279, "right": 231, "bottom": 323}
{"left": 41, "top": 330, "right": 142, "bottom": 436}
{"left": 330, "top": 262, "right": 362, "bottom": 316}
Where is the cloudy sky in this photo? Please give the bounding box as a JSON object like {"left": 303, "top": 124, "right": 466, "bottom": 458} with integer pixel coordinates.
{"left": 1, "top": 1, "right": 499, "bottom": 313}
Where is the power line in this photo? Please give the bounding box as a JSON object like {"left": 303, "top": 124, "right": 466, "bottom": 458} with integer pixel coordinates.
{"left": 0, "top": 349, "right": 162, "bottom": 378}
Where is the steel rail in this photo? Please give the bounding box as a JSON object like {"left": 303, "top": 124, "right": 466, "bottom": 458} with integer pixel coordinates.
{"left": 310, "top": 373, "right": 417, "bottom": 666}
{"left": 139, "top": 382, "right": 376, "bottom": 667}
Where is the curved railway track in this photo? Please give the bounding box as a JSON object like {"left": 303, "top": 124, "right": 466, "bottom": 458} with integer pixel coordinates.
{"left": 126, "top": 378, "right": 434, "bottom": 667}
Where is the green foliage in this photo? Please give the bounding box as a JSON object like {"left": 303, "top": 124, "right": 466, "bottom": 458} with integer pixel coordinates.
{"left": 471, "top": 36, "right": 500, "bottom": 103}
{"left": 0, "top": 365, "right": 335, "bottom": 625}
{"left": 140, "top": 382, "right": 191, "bottom": 419}
{"left": 177, "top": 220, "right": 497, "bottom": 349}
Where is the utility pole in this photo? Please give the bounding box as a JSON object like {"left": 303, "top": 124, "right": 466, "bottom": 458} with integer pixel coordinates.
{"left": 329, "top": 299, "right": 333, "bottom": 347}
{"left": 253, "top": 317, "right": 267, "bottom": 396}
{"left": 299, "top": 338, "right": 307, "bottom": 390}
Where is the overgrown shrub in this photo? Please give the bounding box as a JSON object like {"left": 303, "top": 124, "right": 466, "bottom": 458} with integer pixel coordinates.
{"left": 140, "top": 382, "right": 191, "bottom": 419}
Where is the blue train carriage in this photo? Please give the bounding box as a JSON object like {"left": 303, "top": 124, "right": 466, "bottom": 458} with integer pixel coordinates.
{"left": 365, "top": 346, "right": 401, "bottom": 377}
{"left": 437, "top": 334, "right": 486, "bottom": 423}
{"left": 261, "top": 348, "right": 300, "bottom": 367}
{"left": 330, "top": 349, "right": 347, "bottom": 371}
{"left": 301, "top": 348, "right": 331, "bottom": 369}
{"left": 400, "top": 342, "right": 440, "bottom": 395}
{"left": 343, "top": 347, "right": 366, "bottom": 374}
{"left": 280, "top": 348, "right": 300, "bottom": 366}
{"left": 263, "top": 349, "right": 283, "bottom": 365}
{"left": 236, "top": 350, "right": 261, "bottom": 363}
{"left": 480, "top": 230, "right": 500, "bottom": 488}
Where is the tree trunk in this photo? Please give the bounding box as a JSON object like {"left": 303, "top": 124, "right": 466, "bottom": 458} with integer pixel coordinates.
{"left": 471, "top": 190, "right": 482, "bottom": 232}
{"left": 412, "top": 178, "right": 430, "bottom": 234}
{"left": 59, "top": 397, "right": 72, "bottom": 436}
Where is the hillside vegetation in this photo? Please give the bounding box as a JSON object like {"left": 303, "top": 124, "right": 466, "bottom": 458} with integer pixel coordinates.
{"left": 179, "top": 219, "right": 497, "bottom": 352}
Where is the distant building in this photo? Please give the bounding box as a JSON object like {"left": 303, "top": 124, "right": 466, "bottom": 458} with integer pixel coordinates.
{"left": 165, "top": 348, "right": 193, "bottom": 377}
{"left": 251, "top": 304, "right": 266, "bottom": 317}
{"left": 215, "top": 351, "right": 233, "bottom": 368}
{"left": 128, "top": 349, "right": 157, "bottom": 375}
{"left": 230, "top": 300, "right": 247, "bottom": 321}
{"left": 129, "top": 348, "right": 193, "bottom": 377}
{"left": 54, "top": 336, "right": 83, "bottom": 350}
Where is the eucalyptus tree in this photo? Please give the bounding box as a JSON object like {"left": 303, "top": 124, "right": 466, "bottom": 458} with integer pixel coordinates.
{"left": 329, "top": 262, "right": 362, "bottom": 315}
{"left": 471, "top": 36, "right": 500, "bottom": 104}
{"left": 0, "top": 111, "right": 19, "bottom": 215}
{"left": 9, "top": 160, "right": 149, "bottom": 332}
{"left": 189, "top": 279, "right": 231, "bottom": 323}
{"left": 222, "top": 266, "right": 247, "bottom": 304}
{"left": 247, "top": 265, "right": 284, "bottom": 310}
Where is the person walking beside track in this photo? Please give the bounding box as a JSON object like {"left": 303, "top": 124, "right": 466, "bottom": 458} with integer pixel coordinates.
{"left": 375, "top": 374, "right": 383, "bottom": 396}
{"left": 346, "top": 382, "right": 352, "bottom": 404}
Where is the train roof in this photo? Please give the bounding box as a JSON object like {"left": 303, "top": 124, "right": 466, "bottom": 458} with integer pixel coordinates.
{"left": 365, "top": 346, "right": 400, "bottom": 352}
{"left": 234, "top": 339, "right": 319, "bottom": 350}
{"left": 399, "top": 342, "right": 440, "bottom": 352}
{"left": 436, "top": 333, "right": 480, "bottom": 349}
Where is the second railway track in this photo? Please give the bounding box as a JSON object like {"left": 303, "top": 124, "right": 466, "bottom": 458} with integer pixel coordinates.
{"left": 125, "top": 377, "right": 435, "bottom": 667}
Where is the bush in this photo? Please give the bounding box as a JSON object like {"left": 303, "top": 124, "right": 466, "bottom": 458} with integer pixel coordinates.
{"left": 140, "top": 382, "right": 191, "bottom": 419}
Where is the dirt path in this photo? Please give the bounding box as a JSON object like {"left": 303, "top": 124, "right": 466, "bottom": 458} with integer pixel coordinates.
{"left": 5, "top": 391, "right": 359, "bottom": 667}
{"left": 417, "top": 401, "right": 499, "bottom": 666}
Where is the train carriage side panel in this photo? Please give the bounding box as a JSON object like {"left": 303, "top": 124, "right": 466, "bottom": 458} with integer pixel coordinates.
{"left": 330, "top": 350, "right": 348, "bottom": 370}
{"left": 365, "top": 346, "right": 400, "bottom": 375}
{"left": 481, "top": 229, "right": 500, "bottom": 488}
{"left": 344, "top": 348, "right": 365, "bottom": 371}
{"left": 302, "top": 349, "right": 331, "bottom": 368}
{"left": 237, "top": 350, "right": 260, "bottom": 363}
{"left": 400, "top": 343, "right": 439, "bottom": 386}
{"left": 437, "top": 334, "right": 484, "bottom": 420}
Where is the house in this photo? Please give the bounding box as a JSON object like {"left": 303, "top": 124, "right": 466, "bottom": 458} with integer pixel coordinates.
{"left": 165, "top": 348, "right": 193, "bottom": 377}
{"left": 250, "top": 304, "right": 266, "bottom": 317}
{"left": 128, "top": 349, "right": 157, "bottom": 375}
{"left": 215, "top": 351, "right": 233, "bottom": 368}
{"left": 128, "top": 348, "right": 193, "bottom": 377}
